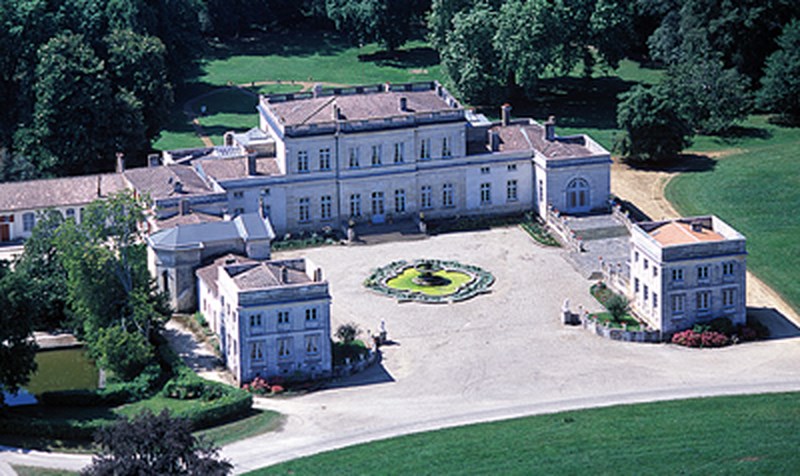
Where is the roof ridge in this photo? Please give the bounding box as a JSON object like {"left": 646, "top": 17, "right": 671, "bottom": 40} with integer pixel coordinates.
{"left": 300, "top": 96, "right": 337, "bottom": 125}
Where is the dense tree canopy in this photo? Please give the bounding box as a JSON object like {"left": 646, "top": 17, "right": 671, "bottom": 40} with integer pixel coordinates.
{"left": 758, "top": 20, "right": 800, "bottom": 123}
{"left": 0, "top": 262, "right": 38, "bottom": 406}
{"left": 325, "top": 0, "right": 429, "bottom": 51}
{"left": 83, "top": 409, "right": 232, "bottom": 475}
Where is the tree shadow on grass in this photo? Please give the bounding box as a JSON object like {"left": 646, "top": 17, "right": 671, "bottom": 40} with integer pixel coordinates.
{"left": 716, "top": 125, "right": 773, "bottom": 141}
{"left": 203, "top": 30, "right": 349, "bottom": 62}
{"left": 622, "top": 153, "right": 717, "bottom": 174}
{"left": 358, "top": 47, "right": 440, "bottom": 69}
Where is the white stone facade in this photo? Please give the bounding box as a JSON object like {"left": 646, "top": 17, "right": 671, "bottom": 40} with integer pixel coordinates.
{"left": 197, "top": 255, "right": 332, "bottom": 385}
{"left": 630, "top": 216, "right": 747, "bottom": 335}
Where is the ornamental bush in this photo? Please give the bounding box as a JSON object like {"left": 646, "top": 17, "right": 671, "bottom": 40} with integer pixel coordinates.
{"left": 671, "top": 329, "right": 730, "bottom": 348}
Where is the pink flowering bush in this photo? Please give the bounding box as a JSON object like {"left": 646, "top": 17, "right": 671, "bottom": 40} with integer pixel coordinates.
{"left": 243, "top": 376, "right": 271, "bottom": 395}
{"left": 672, "top": 329, "right": 730, "bottom": 348}
{"left": 270, "top": 385, "right": 285, "bottom": 395}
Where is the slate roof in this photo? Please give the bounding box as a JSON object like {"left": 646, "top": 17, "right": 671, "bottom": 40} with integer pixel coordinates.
{"left": 155, "top": 211, "right": 223, "bottom": 230}
{"left": 268, "top": 89, "right": 458, "bottom": 127}
{"left": 196, "top": 254, "right": 258, "bottom": 297}
{"left": 148, "top": 213, "right": 274, "bottom": 251}
{"left": 229, "top": 261, "right": 311, "bottom": 290}
{"left": 197, "top": 157, "right": 281, "bottom": 181}
{"left": 0, "top": 173, "right": 128, "bottom": 212}
{"left": 123, "top": 165, "right": 213, "bottom": 200}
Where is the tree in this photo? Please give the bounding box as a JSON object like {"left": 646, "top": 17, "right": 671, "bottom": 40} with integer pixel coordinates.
{"left": 336, "top": 322, "right": 360, "bottom": 345}
{"left": 82, "top": 409, "right": 232, "bottom": 476}
{"left": 17, "top": 33, "right": 113, "bottom": 176}
{"left": 439, "top": 2, "right": 503, "bottom": 104}
{"left": 758, "top": 20, "right": 800, "bottom": 123}
{"left": 606, "top": 294, "right": 630, "bottom": 323}
{"left": 325, "top": 0, "right": 427, "bottom": 51}
{"left": 0, "top": 262, "right": 38, "bottom": 406}
{"left": 616, "top": 84, "right": 693, "bottom": 162}
{"left": 662, "top": 56, "right": 751, "bottom": 134}
{"left": 427, "top": 0, "right": 476, "bottom": 50}
{"left": 93, "top": 325, "right": 154, "bottom": 381}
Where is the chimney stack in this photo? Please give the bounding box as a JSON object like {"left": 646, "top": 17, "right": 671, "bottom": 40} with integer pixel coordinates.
{"left": 116, "top": 152, "right": 125, "bottom": 173}
{"left": 399, "top": 97, "right": 408, "bottom": 112}
{"left": 247, "top": 155, "right": 257, "bottom": 175}
{"left": 173, "top": 179, "right": 183, "bottom": 194}
{"left": 312, "top": 83, "right": 323, "bottom": 98}
{"left": 501, "top": 104, "right": 512, "bottom": 127}
{"left": 384, "top": 82, "right": 392, "bottom": 93}
{"left": 179, "top": 199, "right": 190, "bottom": 216}
{"left": 96, "top": 176, "right": 102, "bottom": 197}
{"left": 280, "top": 266, "right": 288, "bottom": 284}
{"left": 148, "top": 154, "right": 161, "bottom": 167}
{"left": 332, "top": 104, "right": 342, "bottom": 121}
{"left": 545, "top": 116, "right": 556, "bottom": 141}
{"left": 691, "top": 222, "right": 704, "bottom": 233}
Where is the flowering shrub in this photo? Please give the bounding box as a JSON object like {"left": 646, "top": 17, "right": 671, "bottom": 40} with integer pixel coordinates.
{"left": 672, "top": 329, "right": 730, "bottom": 348}
{"left": 243, "top": 377, "right": 271, "bottom": 395}
{"left": 270, "top": 385, "right": 284, "bottom": 395}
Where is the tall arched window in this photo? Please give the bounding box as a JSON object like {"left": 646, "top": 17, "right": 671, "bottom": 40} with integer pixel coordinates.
{"left": 566, "top": 178, "right": 590, "bottom": 211}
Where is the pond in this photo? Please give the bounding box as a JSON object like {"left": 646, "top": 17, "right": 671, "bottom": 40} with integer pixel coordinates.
{"left": 3, "top": 347, "right": 99, "bottom": 406}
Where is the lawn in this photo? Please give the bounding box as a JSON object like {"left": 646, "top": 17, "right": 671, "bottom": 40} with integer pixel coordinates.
{"left": 590, "top": 311, "right": 641, "bottom": 330}
{"left": 666, "top": 116, "right": 800, "bottom": 314}
{"left": 11, "top": 467, "right": 77, "bottom": 476}
{"left": 386, "top": 268, "right": 473, "bottom": 296}
{"left": 248, "top": 392, "right": 800, "bottom": 475}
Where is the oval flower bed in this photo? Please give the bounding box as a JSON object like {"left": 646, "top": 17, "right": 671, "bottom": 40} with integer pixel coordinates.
{"left": 364, "top": 259, "right": 494, "bottom": 303}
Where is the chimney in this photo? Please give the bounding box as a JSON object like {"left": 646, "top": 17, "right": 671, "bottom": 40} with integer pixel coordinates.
{"left": 545, "top": 116, "right": 556, "bottom": 141}
{"left": 148, "top": 154, "right": 161, "bottom": 167}
{"left": 179, "top": 199, "right": 190, "bottom": 216}
{"left": 96, "top": 176, "right": 102, "bottom": 197}
{"left": 489, "top": 130, "right": 501, "bottom": 152}
{"left": 312, "top": 83, "right": 323, "bottom": 98}
{"left": 399, "top": 97, "right": 408, "bottom": 112}
{"left": 384, "top": 82, "right": 391, "bottom": 92}
{"left": 691, "top": 221, "right": 704, "bottom": 233}
{"left": 501, "top": 104, "right": 512, "bottom": 127}
{"left": 332, "top": 104, "right": 342, "bottom": 121}
{"left": 247, "top": 155, "right": 257, "bottom": 175}
{"left": 173, "top": 179, "right": 183, "bottom": 194}
{"left": 115, "top": 152, "right": 125, "bottom": 173}
{"left": 280, "top": 266, "right": 288, "bottom": 284}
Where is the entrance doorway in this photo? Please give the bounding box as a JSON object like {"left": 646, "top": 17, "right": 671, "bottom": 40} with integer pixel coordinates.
{"left": 566, "top": 178, "right": 590, "bottom": 213}
{"left": 371, "top": 191, "right": 385, "bottom": 224}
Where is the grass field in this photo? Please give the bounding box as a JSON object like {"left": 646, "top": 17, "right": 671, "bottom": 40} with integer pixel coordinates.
{"left": 249, "top": 392, "right": 800, "bottom": 475}
{"left": 11, "top": 466, "right": 77, "bottom": 476}
{"left": 666, "top": 116, "right": 800, "bottom": 314}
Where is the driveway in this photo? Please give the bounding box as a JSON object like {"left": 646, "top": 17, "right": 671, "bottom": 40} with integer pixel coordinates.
{"left": 3, "top": 227, "right": 800, "bottom": 474}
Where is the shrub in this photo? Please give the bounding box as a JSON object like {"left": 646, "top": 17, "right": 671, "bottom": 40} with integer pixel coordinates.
{"left": 270, "top": 385, "right": 284, "bottom": 395}
{"left": 709, "top": 317, "right": 735, "bottom": 336}
{"left": 672, "top": 329, "right": 702, "bottom": 347}
{"left": 701, "top": 331, "right": 730, "bottom": 348}
{"left": 243, "top": 376, "right": 271, "bottom": 396}
{"left": 336, "top": 323, "right": 360, "bottom": 345}
{"left": 672, "top": 329, "right": 731, "bottom": 348}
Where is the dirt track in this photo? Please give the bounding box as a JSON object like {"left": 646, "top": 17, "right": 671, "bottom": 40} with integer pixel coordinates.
{"left": 610, "top": 155, "right": 800, "bottom": 325}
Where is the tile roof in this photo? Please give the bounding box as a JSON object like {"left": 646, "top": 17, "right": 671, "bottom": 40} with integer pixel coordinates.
{"left": 196, "top": 254, "right": 258, "bottom": 297}
{"left": 230, "top": 261, "right": 311, "bottom": 290}
{"left": 0, "top": 173, "right": 128, "bottom": 212}
{"left": 198, "top": 157, "right": 281, "bottom": 181}
{"left": 268, "top": 89, "right": 458, "bottom": 127}
{"left": 490, "top": 123, "right": 595, "bottom": 159}
{"left": 649, "top": 221, "right": 726, "bottom": 246}
{"left": 155, "top": 211, "right": 223, "bottom": 230}
{"left": 123, "top": 165, "right": 212, "bottom": 200}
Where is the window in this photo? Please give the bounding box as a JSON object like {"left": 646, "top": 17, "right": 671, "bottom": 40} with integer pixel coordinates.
{"left": 320, "top": 195, "right": 332, "bottom": 220}
{"left": 23, "top": 212, "right": 35, "bottom": 232}
{"left": 442, "top": 183, "right": 454, "bottom": 207}
{"left": 371, "top": 145, "right": 382, "bottom": 166}
{"left": 349, "top": 194, "right": 362, "bottom": 217}
{"left": 278, "top": 311, "right": 290, "bottom": 325}
{"left": 278, "top": 338, "right": 292, "bottom": 358}
{"left": 634, "top": 251, "right": 639, "bottom": 262}
{"left": 643, "top": 285, "right": 649, "bottom": 301}
{"left": 634, "top": 278, "right": 640, "bottom": 293}
{"left": 305, "top": 308, "right": 317, "bottom": 321}
{"left": 305, "top": 335, "right": 320, "bottom": 355}
{"left": 262, "top": 203, "right": 271, "bottom": 219}
{"left": 394, "top": 189, "right": 406, "bottom": 213}
{"left": 250, "top": 341, "right": 264, "bottom": 360}
{"left": 299, "top": 197, "right": 310, "bottom": 222}
{"left": 420, "top": 185, "right": 432, "bottom": 209}
{"left": 319, "top": 148, "right": 331, "bottom": 171}
{"left": 348, "top": 147, "right": 360, "bottom": 168}
{"left": 723, "top": 262, "right": 735, "bottom": 276}
{"left": 506, "top": 180, "right": 518, "bottom": 202}
{"left": 697, "top": 265, "right": 709, "bottom": 281}
{"left": 653, "top": 293, "right": 658, "bottom": 309}
{"left": 538, "top": 180, "right": 544, "bottom": 202}
{"left": 420, "top": 138, "right": 431, "bottom": 160}
{"left": 480, "top": 182, "right": 491, "bottom": 205}
{"left": 697, "top": 291, "right": 711, "bottom": 312}
{"left": 263, "top": 188, "right": 271, "bottom": 196}
{"left": 66, "top": 208, "right": 76, "bottom": 220}
{"left": 508, "top": 164, "right": 517, "bottom": 172}
{"left": 233, "top": 207, "right": 244, "bottom": 215}
{"left": 233, "top": 191, "right": 244, "bottom": 199}
{"left": 298, "top": 150, "right": 309, "bottom": 173}
{"left": 371, "top": 191, "right": 385, "bottom": 215}
{"left": 672, "top": 268, "right": 684, "bottom": 282}
{"left": 442, "top": 137, "right": 451, "bottom": 157}
{"left": 394, "top": 143, "right": 404, "bottom": 163}
{"left": 249, "top": 314, "right": 262, "bottom": 327}
{"left": 480, "top": 166, "right": 490, "bottom": 174}
{"left": 723, "top": 288, "right": 735, "bottom": 307}
{"left": 672, "top": 294, "right": 685, "bottom": 315}
{"left": 653, "top": 267, "right": 658, "bottom": 278}
{"left": 644, "top": 259, "right": 649, "bottom": 270}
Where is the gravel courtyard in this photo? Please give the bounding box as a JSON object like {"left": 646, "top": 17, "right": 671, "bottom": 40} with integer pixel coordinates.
{"left": 222, "top": 226, "right": 800, "bottom": 473}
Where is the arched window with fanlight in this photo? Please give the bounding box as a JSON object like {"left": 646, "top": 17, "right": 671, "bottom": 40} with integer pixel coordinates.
{"left": 566, "top": 178, "right": 590, "bottom": 212}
